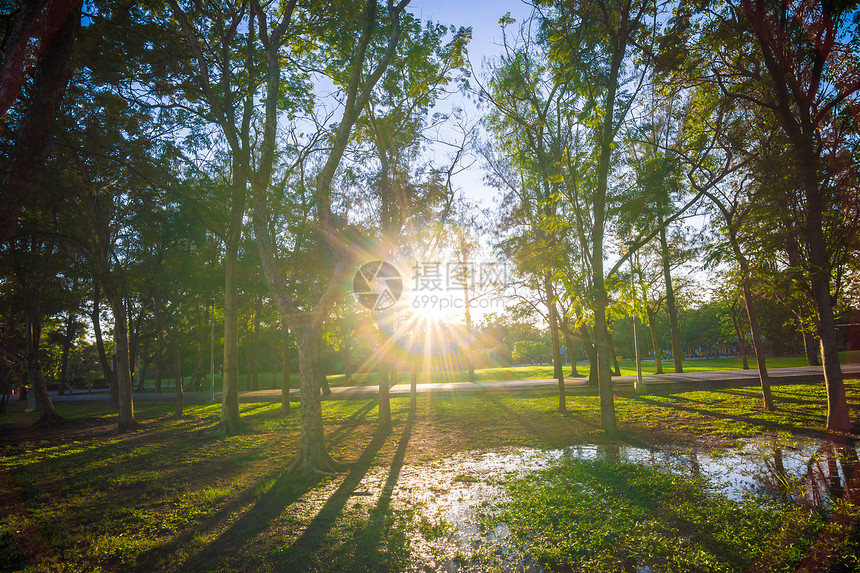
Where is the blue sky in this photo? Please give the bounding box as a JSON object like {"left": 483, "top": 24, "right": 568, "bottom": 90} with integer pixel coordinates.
{"left": 406, "top": 1, "right": 536, "bottom": 209}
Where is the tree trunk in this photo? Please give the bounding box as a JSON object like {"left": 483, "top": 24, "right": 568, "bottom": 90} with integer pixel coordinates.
{"left": 730, "top": 300, "right": 750, "bottom": 370}
{"left": 194, "top": 301, "right": 206, "bottom": 391}
{"left": 410, "top": 367, "right": 418, "bottom": 412}
{"left": 317, "top": 338, "right": 331, "bottom": 396}
{"left": 58, "top": 311, "right": 74, "bottom": 395}
{"left": 138, "top": 354, "right": 151, "bottom": 393}
{"left": 804, "top": 164, "right": 850, "bottom": 431}
{"left": 23, "top": 307, "right": 60, "bottom": 425}
{"left": 735, "top": 243, "right": 774, "bottom": 410}
{"left": 378, "top": 364, "right": 392, "bottom": 434}
{"left": 343, "top": 332, "right": 352, "bottom": 385}
{"left": 155, "top": 328, "right": 164, "bottom": 393}
{"left": 647, "top": 308, "right": 664, "bottom": 374}
{"left": 580, "top": 324, "right": 598, "bottom": 386}
{"left": 659, "top": 226, "right": 683, "bottom": 373}
{"left": 786, "top": 238, "right": 820, "bottom": 368}
{"left": 126, "top": 290, "right": 138, "bottom": 389}
{"left": 250, "top": 296, "right": 260, "bottom": 391}
{"left": 103, "top": 284, "right": 137, "bottom": 431}
{"left": 173, "top": 332, "right": 184, "bottom": 418}
{"left": 462, "top": 248, "right": 475, "bottom": 383}
{"left": 287, "top": 321, "right": 341, "bottom": 476}
{"left": 135, "top": 342, "right": 147, "bottom": 392}
{"left": 741, "top": 278, "right": 774, "bottom": 409}
{"left": 376, "top": 309, "right": 393, "bottom": 433}
{"left": 90, "top": 285, "right": 117, "bottom": 404}
{"left": 281, "top": 326, "right": 291, "bottom": 414}
{"left": 109, "top": 353, "right": 118, "bottom": 408}
{"left": 545, "top": 276, "right": 565, "bottom": 412}
{"left": 221, "top": 173, "right": 243, "bottom": 435}
{"left": 594, "top": 306, "right": 617, "bottom": 433}
{"left": 563, "top": 328, "right": 579, "bottom": 377}
{"left": 802, "top": 329, "right": 820, "bottom": 366}
{"left": 611, "top": 332, "right": 621, "bottom": 376}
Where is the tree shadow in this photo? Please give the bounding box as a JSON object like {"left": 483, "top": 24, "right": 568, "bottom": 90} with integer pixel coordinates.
{"left": 127, "top": 403, "right": 383, "bottom": 571}
{"left": 353, "top": 412, "right": 414, "bottom": 566}
{"left": 707, "top": 387, "right": 828, "bottom": 408}
{"left": 273, "top": 430, "right": 389, "bottom": 569}
{"left": 129, "top": 463, "right": 313, "bottom": 572}
{"left": 482, "top": 392, "right": 570, "bottom": 449}
{"left": 629, "top": 395, "right": 827, "bottom": 437}
{"left": 327, "top": 400, "right": 378, "bottom": 444}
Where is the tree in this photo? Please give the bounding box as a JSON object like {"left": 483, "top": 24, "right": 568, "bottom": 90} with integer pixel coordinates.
{"left": 513, "top": 339, "right": 548, "bottom": 364}
{"left": 631, "top": 244, "right": 668, "bottom": 374}
{"left": 0, "top": 217, "right": 66, "bottom": 425}
{"left": 481, "top": 14, "right": 574, "bottom": 412}
{"left": 48, "top": 42, "right": 188, "bottom": 430}
{"left": 0, "top": 0, "right": 81, "bottom": 243}
{"left": 537, "top": 0, "right": 656, "bottom": 431}
{"left": 668, "top": 0, "right": 859, "bottom": 430}
{"left": 353, "top": 15, "right": 469, "bottom": 431}
{"left": 715, "top": 278, "right": 751, "bottom": 369}
{"left": 251, "top": 0, "right": 411, "bottom": 474}
{"left": 624, "top": 98, "right": 693, "bottom": 375}
{"left": 162, "top": 0, "right": 265, "bottom": 435}
{"left": 687, "top": 126, "right": 776, "bottom": 410}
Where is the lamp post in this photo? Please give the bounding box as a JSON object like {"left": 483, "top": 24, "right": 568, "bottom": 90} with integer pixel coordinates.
{"left": 626, "top": 241, "right": 644, "bottom": 394}
{"left": 209, "top": 295, "right": 215, "bottom": 403}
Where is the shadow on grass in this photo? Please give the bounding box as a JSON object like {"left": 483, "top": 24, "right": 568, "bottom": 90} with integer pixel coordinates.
{"left": 629, "top": 395, "right": 827, "bottom": 437}
{"left": 482, "top": 392, "right": 569, "bottom": 449}
{"left": 327, "top": 400, "right": 378, "bottom": 444}
{"left": 178, "top": 466, "right": 326, "bottom": 571}
{"left": 353, "top": 412, "right": 415, "bottom": 568}
{"left": 274, "top": 431, "right": 390, "bottom": 569}
{"left": 130, "top": 463, "right": 307, "bottom": 572}
{"left": 707, "top": 387, "right": 829, "bottom": 409}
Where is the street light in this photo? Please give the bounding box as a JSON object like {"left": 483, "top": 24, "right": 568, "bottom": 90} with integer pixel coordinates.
{"left": 210, "top": 295, "right": 215, "bottom": 403}
{"left": 625, "top": 241, "right": 645, "bottom": 394}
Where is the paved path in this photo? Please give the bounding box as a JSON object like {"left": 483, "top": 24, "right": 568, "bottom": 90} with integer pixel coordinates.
{"left": 42, "top": 364, "right": 860, "bottom": 404}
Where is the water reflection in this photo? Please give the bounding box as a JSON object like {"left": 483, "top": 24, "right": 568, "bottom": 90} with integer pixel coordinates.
{"left": 801, "top": 436, "right": 858, "bottom": 509}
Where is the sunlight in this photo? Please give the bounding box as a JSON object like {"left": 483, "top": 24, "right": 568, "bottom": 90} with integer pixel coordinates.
{"left": 407, "top": 294, "right": 459, "bottom": 325}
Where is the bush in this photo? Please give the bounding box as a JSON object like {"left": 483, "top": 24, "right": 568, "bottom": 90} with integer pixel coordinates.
{"left": 513, "top": 340, "right": 548, "bottom": 364}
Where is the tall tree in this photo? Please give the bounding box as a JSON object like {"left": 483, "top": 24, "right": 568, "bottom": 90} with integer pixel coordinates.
{"left": 1, "top": 227, "right": 64, "bottom": 424}
{"left": 482, "top": 15, "right": 574, "bottom": 412}
{"left": 251, "top": 0, "right": 411, "bottom": 474}
{"left": 51, "top": 55, "right": 186, "bottom": 430}
{"left": 355, "top": 16, "right": 469, "bottom": 431}
{"left": 163, "top": 0, "right": 261, "bottom": 435}
{"left": 668, "top": 0, "right": 859, "bottom": 429}
{"left": 537, "top": 0, "right": 656, "bottom": 431}
{"left": 0, "top": 0, "right": 81, "bottom": 242}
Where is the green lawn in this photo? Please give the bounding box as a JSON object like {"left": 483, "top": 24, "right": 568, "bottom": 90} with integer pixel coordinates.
{"left": 481, "top": 455, "right": 860, "bottom": 572}
{"left": 134, "top": 354, "right": 820, "bottom": 393}
{"left": 326, "top": 354, "right": 815, "bottom": 386}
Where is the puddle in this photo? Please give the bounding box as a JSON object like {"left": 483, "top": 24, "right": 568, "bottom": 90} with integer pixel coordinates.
{"left": 286, "top": 435, "right": 857, "bottom": 572}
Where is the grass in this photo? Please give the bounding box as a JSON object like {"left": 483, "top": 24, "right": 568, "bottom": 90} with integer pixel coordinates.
{"left": 131, "top": 354, "right": 821, "bottom": 393}
{"left": 475, "top": 458, "right": 860, "bottom": 572}
{"left": 327, "top": 355, "right": 814, "bottom": 386}
{"left": 2, "top": 379, "right": 859, "bottom": 571}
